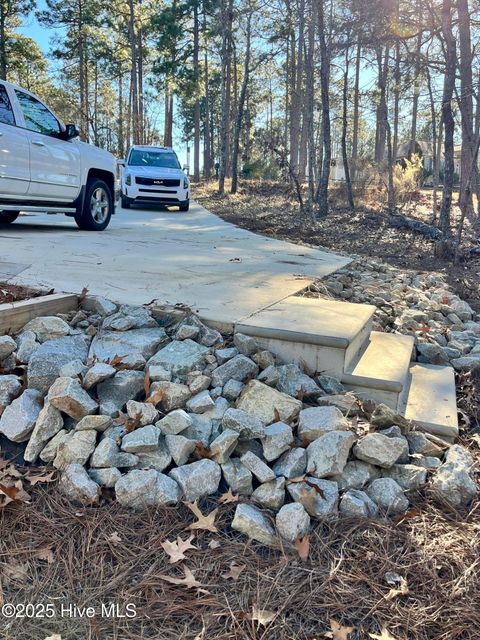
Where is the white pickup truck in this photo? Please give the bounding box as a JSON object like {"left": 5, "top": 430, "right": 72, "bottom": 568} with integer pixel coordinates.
{"left": 0, "top": 80, "right": 116, "bottom": 231}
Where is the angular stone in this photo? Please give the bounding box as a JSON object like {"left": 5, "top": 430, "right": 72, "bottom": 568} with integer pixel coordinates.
{"left": 102, "top": 313, "right": 136, "bottom": 331}
{"left": 59, "top": 359, "right": 88, "bottom": 379}
{"left": 276, "top": 503, "right": 310, "bottom": 542}
{"left": 28, "top": 335, "right": 89, "bottom": 392}
{"left": 188, "top": 374, "right": 211, "bottom": 395}
{"left": 431, "top": 445, "right": 477, "bottom": 507}
{"left": 307, "top": 431, "right": 356, "bottom": 478}
{"left": 237, "top": 380, "right": 302, "bottom": 425}
{"left": 24, "top": 402, "right": 63, "bottom": 463}
{"left": 451, "top": 356, "right": 480, "bottom": 371}
{"left": 215, "top": 347, "right": 238, "bottom": 364}
{"left": 370, "top": 404, "right": 409, "bottom": 430}
{"left": 366, "top": 478, "right": 409, "bottom": 514}
{"left": 48, "top": 377, "right": 97, "bottom": 420}
{"left": 272, "top": 448, "right": 307, "bottom": 479}
{"left": 261, "top": 422, "right": 293, "bottom": 461}
{"left": 75, "top": 415, "right": 112, "bottom": 432}
{"left": 406, "top": 432, "right": 443, "bottom": 457}
{"left": 251, "top": 477, "right": 285, "bottom": 510}
{"left": 287, "top": 477, "right": 339, "bottom": 519}
{"left": 252, "top": 350, "right": 275, "bottom": 370}
{"left": 258, "top": 365, "right": 280, "bottom": 387}
{"left": 83, "top": 363, "right": 116, "bottom": 390}
{"left": 222, "top": 407, "right": 265, "bottom": 439}
{"left": 16, "top": 330, "right": 38, "bottom": 364}
{"left": 169, "top": 459, "right": 221, "bottom": 501}
{"left": 277, "top": 364, "right": 321, "bottom": 398}
{"left": 132, "top": 440, "right": 172, "bottom": 472}
{"left": 90, "top": 437, "right": 139, "bottom": 468}
{"left": 181, "top": 414, "right": 213, "bottom": 446}
{"left": 175, "top": 323, "right": 200, "bottom": 340}
{"left": 97, "top": 370, "right": 144, "bottom": 415}
{"left": 331, "top": 460, "right": 380, "bottom": 491}
{"left": 231, "top": 504, "right": 277, "bottom": 546}
{"left": 0, "top": 388, "right": 43, "bottom": 442}
{"left": 233, "top": 439, "right": 264, "bottom": 459}
{"left": 186, "top": 390, "right": 214, "bottom": 414}
{"left": 210, "top": 428, "right": 239, "bottom": 464}
{"left": 88, "top": 467, "right": 122, "bottom": 488}
{"left": 148, "top": 365, "right": 172, "bottom": 382}
{"left": 149, "top": 381, "right": 192, "bottom": 412}
{"left": 53, "top": 429, "right": 97, "bottom": 469}
{"left": 233, "top": 333, "right": 257, "bottom": 356}
{"left": 23, "top": 316, "right": 71, "bottom": 343}
{"left": 211, "top": 354, "right": 258, "bottom": 387}
{"left": 0, "top": 375, "right": 22, "bottom": 409}
{"left": 89, "top": 327, "right": 168, "bottom": 365}
{"left": 148, "top": 339, "right": 209, "bottom": 380}
{"left": 39, "top": 429, "right": 68, "bottom": 463}
{"left": 354, "top": 433, "right": 407, "bottom": 469}
{"left": 165, "top": 434, "right": 196, "bottom": 466}
{"left": 59, "top": 463, "right": 99, "bottom": 504}
{"left": 412, "top": 455, "right": 442, "bottom": 470}
{"left": 0, "top": 335, "right": 16, "bottom": 360}
{"left": 317, "top": 394, "right": 359, "bottom": 416}
{"left": 317, "top": 375, "right": 345, "bottom": 395}
{"left": 223, "top": 379, "right": 244, "bottom": 400}
{"left": 156, "top": 409, "right": 192, "bottom": 435}
{"left": 177, "top": 315, "right": 223, "bottom": 347}
{"left": 117, "top": 304, "right": 158, "bottom": 329}
{"left": 240, "top": 451, "right": 275, "bottom": 483}
{"left": 339, "top": 489, "right": 378, "bottom": 518}
{"left": 121, "top": 425, "right": 160, "bottom": 453}
{"left": 115, "top": 470, "right": 181, "bottom": 509}
{"left": 298, "top": 406, "right": 349, "bottom": 443}
{"left": 81, "top": 295, "right": 117, "bottom": 317}
{"left": 221, "top": 458, "right": 253, "bottom": 495}
{"left": 384, "top": 464, "right": 427, "bottom": 490}
{"left": 126, "top": 400, "right": 159, "bottom": 426}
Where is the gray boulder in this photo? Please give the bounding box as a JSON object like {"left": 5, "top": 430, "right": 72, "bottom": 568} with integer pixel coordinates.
{"left": 148, "top": 339, "right": 209, "bottom": 380}
{"left": 339, "top": 489, "right": 378, "bottom": 518}
{"left": 366, "top": 478, "right": 409, "bottom": 514}
{"left": 287, "top": 477, "right": 339, "bottom": 519}
{"left": 431, "top": 445, "right": 477, "bottom": 507}
{"left": 210, "top": 429, "right": 239, "bottom": 464}
{"left": 231, "top": 504, "right": 277, "bottom": 546}
{"left": 53, "top": 429, "right": 97, "bottom": 469}
{"left": 149, "top": 381, "right": 192, "bottom": 412}
{"left": 132, "top": 441, "right": 172, "bottom": 472}
{"left": 24, "top": 402, "right": 63, "bottom": 462}
{"left": 88, "top": 467, "right": 122, "bottom": 488}
{"left": 59, "top": 463, "right": 99, "bottom": 504}
{"left": 298, "top": 406, "right": 349, "bottom": 443}
{"left": 261, "top": 422, "right": 293, "bottom": 461}
{"left": 331, "top": 460, "right": 380, "bottom": 490}
{"left": 236, "top": 380, "right": 302, "bottom": 424}
{"left": 276, "top": 364, "right": 321, "bottom": 398}
{"left": 90, "top": 437, "right": 139, "bottom": 468}
{"left": 354, "top": 433, "right": 407, "bottom": 469}
{"left": 0, "top": 388, "right": 43, "bottom": 442}
{"left": 276, "top": 503, "right": 310, "bottom": 542}
{"left": 169, "top": 459, "right": 221, "bottom": 501}
{"left": 306, "top": 431, "right": 356, "bottom": 477}
{"left": 156, "top": 409, "right": 192, "bottom": 435}
{"left": 165, "top": 434, "right": 196, "bottom": 466}
{"left": 89, "top": 327, "right": 168, "bottom": 364}
{"left": 222, "top": 407, "right": 265, "bottom": 439}
{"left": 121, "top": 425, "right": 160, "bottom": 453}
{"left": 23, "top": 316, "right": 71, "bottom": 342}
{"left": 211, "top": 354, "right": 258, "bottom": 387}
{"left": 240, "top": 451, "right": 276, "bottom": 483}
{"left": 83, "top": 362, "right": 116, "bottom": 390}
{"left": 0, "top": 375, "right": 22, "bottom": 409}
{"left": 221, "top": 458, "right": 253, "bottom": 495}
{"left": 75, "top": 415, "right": 112, "bottom": 432}
{"left": 126, "top": 400, "right": 159, "bottom": 426}
{"left": 48, "top": 377, "right": 97, "bottom": 420}
{"left": 97, "top": 370, "right": 144, "bottom": 415}
{"left": 81, "top": 295, "right": 117, "bottom": 317}
{"left": 0, "top": 335, "right": 16, "bottom": 360}
{"left": 384, "top": 464, "right": 427, "bottom": 490}
{"left": 186, "top": 390, "right": 214, "bottom": 414}
{"left": 233, "top": 333, "right": 258, "bottom": 356}
{"left": 251, "top": 477, "right": 285, "bottom": 510}
{"left": 272, "top": 448, "right": 307, "bottom": 479}
{"left": 28, "top": 335, "right": 89, "bottom": 392}
{"left": 116, "top": 469, "right": 181, "bottom": 509}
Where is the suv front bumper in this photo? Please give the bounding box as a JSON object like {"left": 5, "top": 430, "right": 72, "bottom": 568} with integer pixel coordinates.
{"left": 123, "top": 183, "right": 189, "bottom": 206}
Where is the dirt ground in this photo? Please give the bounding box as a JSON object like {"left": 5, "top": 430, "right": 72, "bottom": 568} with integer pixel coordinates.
{"left": 194, "top": 180, "right": 480, "bottom": 310}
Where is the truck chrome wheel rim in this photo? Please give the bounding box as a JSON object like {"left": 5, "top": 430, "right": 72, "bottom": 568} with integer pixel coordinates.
{"left": 90, "top": 187, "right": 109, "bottom": 223}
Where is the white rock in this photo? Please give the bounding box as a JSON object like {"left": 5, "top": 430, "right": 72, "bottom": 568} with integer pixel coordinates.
{"left": 23, "top": 316, "right": 71, "bottom": 342}
{"left": 132, "top": 441, "right": 172, "bottom": 472}
{"left": 59, "top": 463, "right": 99, "bottom": 504}
{"left": 75, "top": 415, "right": 112, "bottom": 432}
{"left": 240, "top": 451, "right": 276, "bottom": 483}
{"left": 221, "top": 458, "right": 253, "bottom": 495}
{"left": 165, "top": 434, "right": 196, "bottom": 466}
{"left": 384, "top": 464, "right": 427, "bottom": 489}
{"left": 53, "top": 429, "right": 97, "bottom": 470}
{"left": 251, "top": 477, "right": 285, "bottom": 510}
{"left": 149, "top": 381, "right": 192, "bottom": 412}
{"left": 339, "top": 489, "right": 379, "bottom": 518}
{"left": 83, "top": 362, "right": 116, "bottom": 389}
{"left": 233, "top": 333, "right": 258, "bottom": 356}
{"left": 39, "top": 429, "right": 68, "bottom": 463}
{"left": 331, "top": 460, "right": 380, "bottom": 490}
{"left": 211, "top": 354, "right": 258, "bottom": 387}
{"left": 48, "top": 377, "right": 97, "bottom": 420}
{"left": 366, "top": 478, "right": 409, "bottom": 514}
{"left": 121, "top": 425, "right": 160, "bottom": 453}
{"left": 231, "top": 504, "right": 277, "bottom": 546}
{"left": 126, "top": 400, "right": 159, "bottom": 426}
{"left": 186, "top": 390, "right": 214, "bottom": 414}
{"left": 90, "top": 437, "right": 139, "bottom": 468}
{"left": 24, "top": 402, "right": 63, "bottom": 463}
{"left": 156, "top": 409, "right": 192, "bottom": 435}
{"left": 237, "top": 380, "right": 302, "bottom": 424}
{"left": 261, "top": 422, "right": 293, "bottom": 461}
{"left": 0, "top": 375, "right": 22, "bottom": 410}
{"left": 298, "top": 406, "right": 349, "bottom": 443}
{"left": 307, "top": 431, "right": 356, "bottom": 478}
{"left": 272, "top": 448, "right": 307, "bottom": 479}
{"left": 222, "top": 407, "right": 265, "bottom": 438}
{"left": 276, "top": 503, "right": 310, "bottom": 542}
{"left": 354, "top": 433, "right": 407, "bottom": 468}
{"left": 0, "top": 388, "right": 43, "bottom": 442}
{"left": 287, "top": 477, "right": 339, "bottom": 518}
{"left": 116, "top": 469, "right": 182, "bottom": 509}
{"left": 148, "top": 339, "right": 209, "bottom": 379}
{"left": 210, "top": 429, "right": 239, "bottom": 464}
{"left": 169, "top": 459, "right": 221, "bottom": 501}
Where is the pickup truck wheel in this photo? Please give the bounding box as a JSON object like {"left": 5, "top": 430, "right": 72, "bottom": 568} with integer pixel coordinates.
{"left": 179, "top": 200, "right": 190, "bottom": 212}
{"left": 0, "top": 211, "right": 19, "bottom": 224}
{"left": 75, "top": 179, "right": 113, "bottom": 231}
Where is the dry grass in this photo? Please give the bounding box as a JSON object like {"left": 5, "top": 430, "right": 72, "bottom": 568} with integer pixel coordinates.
{"left": 0, "top": 482, "right": 479, "bottom": 640}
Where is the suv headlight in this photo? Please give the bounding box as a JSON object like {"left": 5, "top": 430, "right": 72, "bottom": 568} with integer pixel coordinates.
{"left": 183, "top": 177, "right": 189, "bottom": 189}
{"left": 125, "top": 173, "right": 132, "bottom": 186}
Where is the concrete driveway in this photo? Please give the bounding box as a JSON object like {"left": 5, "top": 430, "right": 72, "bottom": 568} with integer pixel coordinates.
{"left": 0, "top": 201, "right": 349, "bottom": 327}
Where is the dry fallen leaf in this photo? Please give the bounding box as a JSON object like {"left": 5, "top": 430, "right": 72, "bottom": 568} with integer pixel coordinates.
{"left": 35, "top": 547, "right": 55, "bottom": 564}
{"left": 384, "top": 574, "right": 409, "bottom": 600}
{"left": 185, "top": 501, "right": 218, "bottom": 533}
{"left": 27, "top": 470, "right": 56, "bottom": 486}
{"left": 219, "top": 488, "right": 239, "bottom": 504}
{"left": 158, "top": 566, "right": 208, "bottom": 592}
{"left": 161, "top": 534, "right": 197, "bottom": 564}
{"left": 221, "top": 562, "right": 245, "bottom": 580}
{"left": 330, "top": 618, "right": 355, "bottom": 640}
{"left": 249, "top": 604, "right": 276, "bottom": 627}
{"left": 107, "top": 532, "right": 122, "bottom": 545}
{"left": 45, "top": 635, "right": 62, "bottom": 640}
{"left": 295, "top": 535, "right": 310, "bottom": 561}
{"left": 1, "top": 561, "right": 29, "bottom": 583}
{"left": 0, "top": 480, "right": 30, "bottom": 506}
{"left": 369, "top": 628, "right": 399, "bottom": 640}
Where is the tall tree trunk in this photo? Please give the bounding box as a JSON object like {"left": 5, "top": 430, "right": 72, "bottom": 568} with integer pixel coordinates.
{"left": 305, "top": 0, "right": 317, "bottom": 209}
{"left": 128, "top": 0, "right": 139, "bottom": 144}
{"left": 289, "top": 0, "right": 305, "bottom": 177}
{"left": 316, "top": 0, "right": 331, "bottom": 218}
{"left": 458, "top": 0, "right": 475, "bottom": 219}
{"left": 218, "top": 0, "right": 233, "bottom": 194}
{"left": 437, "top": 0, "right": 456, "bottom": 257}
{"left": 426, "top": 66, "right": 439, "bottom": 219}
{"left": 137, "top": 17, "right": 144, "bottom": 144}
{"left": 231, "top": 7, "right": 252, "bottom": 194}
{"left": 193, "top": 1, "right": 201, "bottom": 182}
{"left": 409, "top": 1, "right": 422, "bottom": 156}
{"left": 118, "top": 73, "right": 124, "bottom": 158}
{"left": 351, "top": 38, "right": 361, "bottom": 180}
{"left": 341, "top": 43, "right": 354, "bottom": 211}
{"left": 374, "top": 46, "right": 389, "bottom": 164}
{"left": 0, "top": 7, "right": 7, "bottom": 80}
{"left": 202, "top": 3, "right": 211, "bottom": 179}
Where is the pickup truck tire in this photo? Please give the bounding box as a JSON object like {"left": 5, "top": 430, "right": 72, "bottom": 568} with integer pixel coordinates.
{"left": 0, "top": 211, "right": 19, "bottom": 224}
{"left": 75, "top": 178, "right": 113, "bottom": 231}
{"left": 179, "top": 199, "right": 190, "bottom": 212}
{"left": 121, "top": 195, "right": 131, "bottom": 209}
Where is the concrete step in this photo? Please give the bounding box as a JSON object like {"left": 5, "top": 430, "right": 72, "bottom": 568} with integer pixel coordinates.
{"left": 399, "top": 363, "right": 459, "bottom": 439}
{"left": 236, "top": 296, "right": 376, "bottom": 377}
{"left": 342, "top": 332, "right": 415, "bottom": 409}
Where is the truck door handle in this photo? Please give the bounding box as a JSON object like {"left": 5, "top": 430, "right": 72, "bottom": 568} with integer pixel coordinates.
{"left": 32, "top": 140, "right": 45, "bottom": 147}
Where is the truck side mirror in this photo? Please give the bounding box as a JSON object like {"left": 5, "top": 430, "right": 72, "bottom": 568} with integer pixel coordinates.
{"left": 118, "top": 159, "right": 126, "bottom": 167}
{"left": 64, "top": 123, "right": 80, "bottom": 140}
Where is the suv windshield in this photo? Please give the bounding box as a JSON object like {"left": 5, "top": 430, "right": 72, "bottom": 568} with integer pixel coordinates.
{"left": 128, "top": 150, "right": 180, "bottom": 169}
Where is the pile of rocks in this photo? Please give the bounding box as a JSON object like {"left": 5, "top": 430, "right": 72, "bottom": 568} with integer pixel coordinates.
{"left": 0, "top": 296, "right": 477, "bottom": 547}
{"left": 317, "top": 256, "right": 480, "bottom": 372}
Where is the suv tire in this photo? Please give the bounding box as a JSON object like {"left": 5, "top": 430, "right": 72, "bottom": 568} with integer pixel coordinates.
{"left": 121, "top": 195, "right": 131, "bottom": 209}
{"left": 75, "top": 178, "right": 113, "bottom": 231}
{"left": 0, "top": 211, "right": 19, "bottom": 224}
{"left": 179, "top": 199, "right": 190, "bottom": 212}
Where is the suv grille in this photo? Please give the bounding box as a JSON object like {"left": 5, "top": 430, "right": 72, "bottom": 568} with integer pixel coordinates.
{"left": 135, "top": 177, "right": 180, "bottom": 187}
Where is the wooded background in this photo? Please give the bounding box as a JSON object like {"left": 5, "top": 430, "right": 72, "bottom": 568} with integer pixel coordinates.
{"left": 1, "top": 0, "right": 479, "bottom": 247}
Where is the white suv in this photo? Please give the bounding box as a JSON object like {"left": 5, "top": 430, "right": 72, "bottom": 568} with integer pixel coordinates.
{"left": 0, "top": 80, "right": 116, "bottom": 230}
{"left": 120, "top": 146, "right": 190, "bottom": 211}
